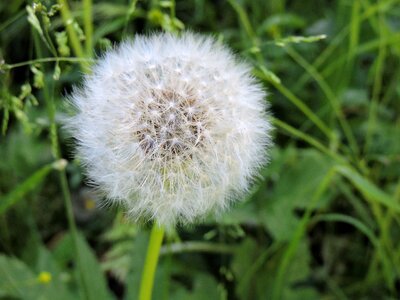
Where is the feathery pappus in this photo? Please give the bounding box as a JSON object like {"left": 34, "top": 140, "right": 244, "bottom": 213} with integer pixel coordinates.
{"left": 65, "top": 32, "right": 272, "bottom": 227}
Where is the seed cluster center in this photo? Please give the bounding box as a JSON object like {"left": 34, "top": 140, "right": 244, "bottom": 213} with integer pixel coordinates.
{"left": 134, "top": 88, "right": 208, "bottom": 161}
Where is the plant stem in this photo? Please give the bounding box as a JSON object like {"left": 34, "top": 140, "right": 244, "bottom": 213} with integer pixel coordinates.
{"left": 159, "top": 241, "right": 235, "bottom": 255}
{"left": 82, "top": 0, "right": 93, "bottom": 57}
{"left": 57, "top": 0, "right": 89, "bottom": 71}
{"left": 285, "top": 46, "right": 359, "bottom": 157}
{"left": 139, "top": 224, "right": 165, "bottom": 300}
{"left": 3, "top": 57, "right": 92, "bottom": 70}
{"left": 31, "top": 30, "right": 90, "bottom": 299}
{"left": 122, "top": 0, "right": 139, "bottom": 37}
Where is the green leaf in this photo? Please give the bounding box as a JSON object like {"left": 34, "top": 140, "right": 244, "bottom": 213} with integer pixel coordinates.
{"left": 0, "top": 254, "right": 74, "bottom": 300}
{"left": 52, "top": 233, "right": 75, "bottom": 269}
{"left": 101, "top": 217, "right": 138, "bottom": 282}
{"left": 26, "top": 5, "right": 52, "bottom": 52}
{"left": 27, "top": 229, "right": 114, "bottom": 300}
{"left": 0, "top": 162, "right": 55, "bottom": 215}
{"left": 231, "top": 238, "right": 260, "bottom": 299}
{"left": 159, "top": 1, "right": 173, "bottom": 8}
{"left": 171, "top": 273, "right": 224, "bottom": 300}
{"left": 259, "top": 13, "right": 306, "bottom": 32}
{"left": 75, "top": 233, "right": 114, "bottom": 300}
{"left": 337, "top": 166, "right": 399, "bottom": 211}
{"left": 261, "top": 149, "right": 336, "bottom": 241}
{"left": 272, "top": 167, "right": 336, "bottom": 300}
{"left": 231, "top": 238, "right": 319, "bottom": 299}
{"left": 26, "top": 5, "right": 44, "bottom": 38}
{"left": 35, "top": 247, "right": 77, "bottom": 300}
{"left": 256, "top": 65, "right": 281, "bottom": 84}
{"left": 0, "top": 254, "right": 39, "bottom": 299}
{"left": 125, "top": 231, "right": 149, "bottom": 300}
{"left": 312, "top": 213, "right": 395, "bottom": 290}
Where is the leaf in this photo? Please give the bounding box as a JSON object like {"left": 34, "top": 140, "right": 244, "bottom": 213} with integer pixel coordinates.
{"left": 259, "top": 13, "right": 306, "bottom": 32}
{"left": 272, "top": 168, "right": 336, "bottom": 300}
{"left": 159, "top": 1, "right": 173, "bottom": 8}
{"left": 313, "top": 213, "right": 395, "bottom": 290}
{"left": 125, "top": 231, "right": 149, "bottom": 300}
{"left": 52, "top": 233, "right": 75, "bottom": 268}
{"left": 46, "top": 231, "right": 113, "bottom": 299}
{"left": 0, "top": 162, "right": 54, "bottom": 215}
{"left": 26, "top": 5, "right": 52, "bottom": 52}
{"left": 231, "top": 238, "right": 319, "bottom": 299}
{"left": 0, "top": 254, "right": 74, "bottom": 300}
{"left": 26, "top": 5, "right": 44, "bottom": 38}
{"left": 261, "top": 149, "right": 336, "bottom": 241}
{"left": 171, "top": 273, "right": 223, "bottom": 300}
{"left": 337, "top": 166, "right": 399, "bottom": 212}
{"left": 340, "top": 88, "right": 369, "bottom": 108}
{"left": 0, "top": 254, "right": 39, "bottom": 299}
{"left": 101, "top": 217, "right": 138, "bottom": 281}
{"left": 35, "top": 247, "right": 77, "bottom": 300}
{"left": 279, "top": 242, "right": 320, "bottom": 300}
{"left": 231, "top": 238, "right": 260, "bottom": 299}
{"left": 256, "top": 65, "right": 281, "bottom": 84}
{"left": 75, "top": 233, "right": 114, "bottom": 300}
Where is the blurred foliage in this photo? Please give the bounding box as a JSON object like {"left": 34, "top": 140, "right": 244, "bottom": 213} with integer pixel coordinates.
{"left": 1, "top": 0, "right": 400, "bottom": 299}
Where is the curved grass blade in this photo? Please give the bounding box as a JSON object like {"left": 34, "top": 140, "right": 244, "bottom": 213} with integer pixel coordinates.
{"left": 0, "top": 160, "right": 66, "bottom": 215}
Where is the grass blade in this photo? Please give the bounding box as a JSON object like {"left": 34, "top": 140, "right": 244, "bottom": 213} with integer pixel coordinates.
{"left": 0, "top": 160, "right": 65, "bottom": 215}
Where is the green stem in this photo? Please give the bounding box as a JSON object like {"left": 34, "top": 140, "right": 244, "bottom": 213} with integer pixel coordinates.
{"left": 255, "top": 70, "right": 333, "bottom": 141}
{"left": 57, "top": 0, "right": 89, "bottom": 71}
{"left": 364, "top": 10, "right": 387, "bottom": 153}
{"left": 285, "top": 46, "right": 359, "bottom": 157}
{"left": 0, "top": 10, "right": 25, "bottom": 33}
{"left": 293, "top": 0, "right": 396, "bottom": 93}
{"left": 3, "top": 57, "right": 93, "bottom": 70}
{"left": 122, "top": 0, "right": 139, "bottom": 37}
{"left": 139, "top": 224, "right": 165, "bottom": 300}
{"left": 160, "top": 241, "right": 235, "bottom": 255}
{"left": 82, "top": 0, "right": 93, "bottom": 57}
{"left": 272, "top": 117, "right": 345, "bottom": 164}
{"left": 31, "top": 30, "right": 90, "bottom": 299}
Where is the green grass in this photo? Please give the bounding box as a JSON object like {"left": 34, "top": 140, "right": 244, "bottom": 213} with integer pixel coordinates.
{"left": 1, "top": 0, "right": 400, "bottom": 299}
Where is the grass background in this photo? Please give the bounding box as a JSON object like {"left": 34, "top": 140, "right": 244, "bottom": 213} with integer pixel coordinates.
{"left": 1, "top": 0, "right": 400, "bottom": 299}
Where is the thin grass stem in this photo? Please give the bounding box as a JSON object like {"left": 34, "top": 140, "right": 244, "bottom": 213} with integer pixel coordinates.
{"left": 32, "top": 31, "right": 90, "bottom": 300}
{"left": 57, "top": 0, "right": 88, "bottom": 71}
{"left": 82, "top": 0, "right": 93, "bottom": 57}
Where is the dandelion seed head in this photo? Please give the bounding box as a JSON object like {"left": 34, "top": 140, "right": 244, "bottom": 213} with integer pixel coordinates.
{"left": 65, "top": 32, "right": 272, "bottom": 227}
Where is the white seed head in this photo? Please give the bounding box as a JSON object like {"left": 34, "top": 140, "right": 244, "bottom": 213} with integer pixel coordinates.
{"left": 65, "top": 32, "right": 272, "bottom": 228}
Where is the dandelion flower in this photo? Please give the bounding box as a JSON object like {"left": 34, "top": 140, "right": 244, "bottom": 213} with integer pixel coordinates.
{"left": 66, "top": 32, "right": 272, "bottom": 227}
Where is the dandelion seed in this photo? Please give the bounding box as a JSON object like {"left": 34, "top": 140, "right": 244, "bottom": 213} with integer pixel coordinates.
{"left": 65, "top": 32, "right": 272, "bottom": 228}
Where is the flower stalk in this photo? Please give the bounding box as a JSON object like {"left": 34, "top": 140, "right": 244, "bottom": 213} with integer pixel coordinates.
{"left": 139, "top": 224, "right": 165, "bottom": 300}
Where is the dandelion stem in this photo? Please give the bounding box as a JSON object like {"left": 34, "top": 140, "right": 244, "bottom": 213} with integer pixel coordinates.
{"left": 139, "top": 224, "right": 165, "bottom": 300}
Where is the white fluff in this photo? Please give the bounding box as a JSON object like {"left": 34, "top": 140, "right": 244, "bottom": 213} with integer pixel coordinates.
{"left": 65, "top": 32, "right": 272, "bottom": 227}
